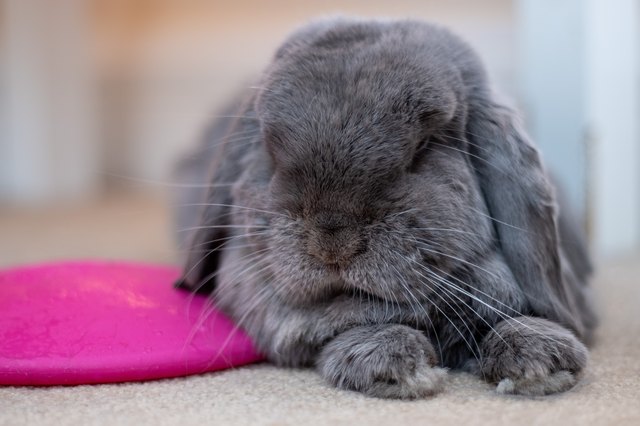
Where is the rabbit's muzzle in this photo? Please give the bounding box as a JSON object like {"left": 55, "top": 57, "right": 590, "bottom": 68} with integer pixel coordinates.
{"left": 305, "top": 213, "right": 367, "bottom": 268}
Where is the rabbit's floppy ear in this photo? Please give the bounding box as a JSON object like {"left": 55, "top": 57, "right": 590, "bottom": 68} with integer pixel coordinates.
{"left": 175, "top": 100, "right": 260, "bottom": 294}
{"left": 465, "top": 94, "right": 583, "bottom": 338}
{"left": 173, "top": 151, "right": 234, "bottom": 294}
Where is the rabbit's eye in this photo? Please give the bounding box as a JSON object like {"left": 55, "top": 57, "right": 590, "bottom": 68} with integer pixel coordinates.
{"left": 408, "top": 137, "right": 430, "bottom": 173}
{"left": 416, "top": 136, "right": 430, "bottom": 152}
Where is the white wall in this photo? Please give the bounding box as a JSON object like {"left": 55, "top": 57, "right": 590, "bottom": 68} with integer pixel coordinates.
{"left": 0, "top": 0, "right": 99, "bottom": 203}
{"left": 585, "top": 0, "right": 640, "bottom": 256}
{"left": 517, "top": 0, "right": 640, "bottom": 257}
{"left": 517, "top": 0, "right": 587, "bottom": 217}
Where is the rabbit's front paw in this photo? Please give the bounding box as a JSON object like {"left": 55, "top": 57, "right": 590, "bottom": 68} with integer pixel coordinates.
{"left": 480, "top": 316, "right": 588, "bottom": 396}
{"left": 318, "top": 324, "right": 447, "bottom": 399}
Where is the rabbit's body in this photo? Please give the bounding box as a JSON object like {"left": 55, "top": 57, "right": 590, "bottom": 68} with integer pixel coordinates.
{"left": 175, "top": 19, "right": 596, "bottom": 398}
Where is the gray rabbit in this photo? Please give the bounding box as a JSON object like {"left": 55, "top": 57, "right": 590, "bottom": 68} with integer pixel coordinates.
{"left": 174, "top": 18, "right": 597, "bottom": 398}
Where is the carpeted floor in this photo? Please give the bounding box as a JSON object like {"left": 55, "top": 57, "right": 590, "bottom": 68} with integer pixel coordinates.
{"left": 1, "top": 193, "right": 639, "bottom": 426}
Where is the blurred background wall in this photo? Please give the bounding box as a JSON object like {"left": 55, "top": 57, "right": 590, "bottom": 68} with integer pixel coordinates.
{"left": 0, "top": 0, "right": 638, "bottom": 258}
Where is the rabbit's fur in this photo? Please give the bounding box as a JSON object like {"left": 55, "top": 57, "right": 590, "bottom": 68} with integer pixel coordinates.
{"left": 174, "top": 18, "right": 597, "bottom": 398}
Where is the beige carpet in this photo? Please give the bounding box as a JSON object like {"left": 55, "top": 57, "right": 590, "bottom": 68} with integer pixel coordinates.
{"left": 1, "top": 193, "right": 639, "bottom": 426}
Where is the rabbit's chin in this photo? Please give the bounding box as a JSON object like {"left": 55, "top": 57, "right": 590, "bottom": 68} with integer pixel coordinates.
{"left": 267, "top": 253, "right": 435, "bottom": 307}
{"left": 341, "top": 257, "right": 436, "bottom": 305}
{"left": 268, "top": 260, "right": 346, "bottom": 307}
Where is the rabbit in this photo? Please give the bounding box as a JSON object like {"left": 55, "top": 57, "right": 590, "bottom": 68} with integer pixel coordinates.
{"left": 174, "top": 17, "right": 597, "bottom": 399}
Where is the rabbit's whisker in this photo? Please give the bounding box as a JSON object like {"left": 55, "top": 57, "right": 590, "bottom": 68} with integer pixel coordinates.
{"left": 408, "top": 264, "right": 483, "bottom": 368}
{"left": 387, "top": 247, "right": 481, "bottom": 365}
{"left": 191, "top": 231, "right": 269, "bottom": 248}
{"left": 419, "top": 260, "right": 575, "bottom": 350}
{"left": 431, "top": 280, "right": 486, "bottom": 369}
{"left": 183, "top": 255, "right": 271, "bottom": 349}
{"left": 415, "top": 245, "right": 501, "bottom": 280}
{"left": 387, "top": 207, "right": 420, "bottom": 219}
{"left": 204, "top": 115, "right": 259, "bottom": 121}
{"left": 425, "top": 260, "right": 524, "bottom": 317}
{"left": 177, "top": 203, "right": 289, "bottom": 219}
{"left": 189, "top": 268, "right": 275, "bottom": 362}
{"left": 386, "top": 259, "right": 444, "bottom": 362}
{"left": 414, "top": 262, "right": 514, "bottom": 358}
{"left": 183, "top": 247, "right": 271, "bottom": 316}
{"left": 182, "top": 234, "right": 265, "bottom": 296}
{"left": 98, "top": 171, "right": 235, "bottom": 188}
{"left": 195, "top": 255, "right": 273, "bottom": 333}
{"left": 186, "top": 134, "right": 256, "bottom": 155}
{"left": 419, "top": 240, "right": 564, "bottom": 346}
{"left": 427, "top": 142, "right": 507, "bottom": 174}
{"left": 410, "top": 227, "right": 484, "bottom": 237}
{"left": 248, "top": 85, "right": 279, "bottom": 94}
{"left": 191, "top": 247, "right": 271, "bottom": 296}
{"left": 388, "top": 262, "right": 421, "bottom": 328}
{"left": 433, "top": 131, "right": 492, "bottom": 155}
{"left": 386, "top": 267, "right": 403, "bottom": 322}
{"left": 177, "top": 245, "right": 260, "bottom": 254}
{"left": 467, "top": 206, "right": 531, "bottom": 234}
{"left": 221, "top": 128, "right": 259, "bottom": 139}
{"left": 177, "top": 224, "right": 269, "bottom": 233}
{"left": 412, "top": 266, "right": 483, "bottom": 363}
{"left": 185, "top": 133, "right": 259, "bottom": 157}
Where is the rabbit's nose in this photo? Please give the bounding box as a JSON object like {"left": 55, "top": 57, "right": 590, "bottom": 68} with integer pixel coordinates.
{"left": 307, "top": 227, "right": 366, "bottom": 268}
{"left": 309, "top": 250, "right": 341, "bottom": 267}
{"left": 308, "top": 245, "right": 359, "bottom": 268}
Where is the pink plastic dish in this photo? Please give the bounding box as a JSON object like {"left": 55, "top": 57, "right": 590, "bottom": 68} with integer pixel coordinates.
{"left": 0, "top": 261, "right": 264, "bottom": 386}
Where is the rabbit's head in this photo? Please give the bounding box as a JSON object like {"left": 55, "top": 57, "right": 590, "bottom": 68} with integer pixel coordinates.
{"left": 178, "top": 19, "right": 584, "bottom": 337}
